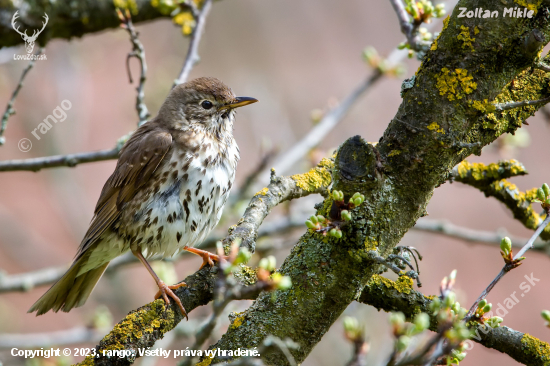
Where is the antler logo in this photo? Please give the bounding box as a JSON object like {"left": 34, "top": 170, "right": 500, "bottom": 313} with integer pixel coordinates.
{"left": 11, "top": 11, "right": 48, "bottom": 54}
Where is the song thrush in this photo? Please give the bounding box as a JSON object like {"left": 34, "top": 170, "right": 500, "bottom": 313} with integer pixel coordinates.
{"left": 29, "top": 77, "right": 257, "bottom": 318}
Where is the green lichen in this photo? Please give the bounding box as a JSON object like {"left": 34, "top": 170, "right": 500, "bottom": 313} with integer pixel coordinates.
{"left": 435, "top": 68, "right": 477, "bottom": 101}
{"left": 291, "top": 157, "right": 333, "bottom": 192}
{"left": 388, "top": 150, "right": 401, "bottom": 157}
{"left": 521, "top": 333, "right": 550, "bottom": 363}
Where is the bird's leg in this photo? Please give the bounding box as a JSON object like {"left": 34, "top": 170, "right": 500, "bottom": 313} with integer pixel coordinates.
{"left": 183, "top": 246, "right": 228, "bottom": 269}
{"left": 131, "top": 249, "right": 188, "bottom": 319}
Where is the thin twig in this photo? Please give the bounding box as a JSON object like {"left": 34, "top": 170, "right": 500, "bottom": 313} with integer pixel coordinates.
{"left": 465, "top": 213, "right": 550, "bottom": 319}
{"left": 118, "top": 8, "right": 150, "bottom": 126}
{"left": 173, "top": 0, "right": 213, "bottom": 87}
{"left": 0, "top": 147, "right": 120, "bottom": 172}
{"left": 494, "top": 96, "right": 550, "bottom": 111}
{"left": 0, "top": 48, "right": 44, "bottom": 145}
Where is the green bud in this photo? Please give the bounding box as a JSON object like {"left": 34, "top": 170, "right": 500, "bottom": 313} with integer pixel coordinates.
{"left": 258, "top": 258, "right": 268, "bottom": 270}
{"left": 396, "top": 335, "right": 410, "bottom": 351}
{"left": 310, "top": 215, "right": 318, "bottom": 224}
{"left": 317, "top": 215, "right": 326, "bottom": 223}
{"left": 452, "top": 302, "right": 460, "bottom": 313}
{"left": 457, "top": 307, "right": 467, "bottom": 320}
{"left": 449, "top": 269, "right": 457, "bottom": 280}
{"left": 500, "top": 237, "right": 512, "bottom": 255}
{"left": 542, "top": 310, "right": 550, "bottom": 322}
{"left": 414, "top": 313, "right": 430, "bottom": 330}
{"left": 268, "top": 255, "right": 277, "bottom": 271}
{"left": 444, "top": 292, "right": 456, "bottom": 308}
{"left": 305, "top": 220, "right": 316, "bottom": 229}
{"left": 397, "top": 42, "right": 408, "bottom": 50}
{"left": 456, "top": 352, "right": 467, "bottom": 361}
{"left": 543, "top": 183, "right": 550, "bottom": 197}
{"left": 478, "top": 299, "right": 487, "bottom": 309}
{"left": 277, "top": 275, "right": 292, "bottom": 290}
{"left": 235, "top": 247, "right": 252, "bottom": 265}
{"left": 334, "top": 229, "right": 343, "bottom": 239}
{"left": 341, "top": 210, "right": 352, "bottom": 221}
{"left": 390, "top": 312, "right": 405, "bottom": 327}
{"left": 546, "top": 198, "right": 550, "bottom": 205}
{"left": 429, "top": 297, "right": 441, "bottom": 313}
{"left": 329, "top": 228, "right": 337, "bottom": 237}
{"left": 537, "top": 188, "right": 546, "bottom": 202}
{"left": 343, "top": 316, "right": 359, "bottom": 333}
{"left": 483, "top": 303, "right": 492, "bottom": 313}
{"left": 332, "top": 190, "right": 342, "bottom": 201}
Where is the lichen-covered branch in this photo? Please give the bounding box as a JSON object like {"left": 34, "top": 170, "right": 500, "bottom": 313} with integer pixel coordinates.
{"left": 224, "top": 158, "right": 333, "bottom": 252}
{"left": 452, "top": 160, "right": 550, "bottom": 240}
{"left": 0, "top": 0, "right": 166, "bottom": 50}
{"left": 359, "top": 275, "right": 550, "bottom": 366}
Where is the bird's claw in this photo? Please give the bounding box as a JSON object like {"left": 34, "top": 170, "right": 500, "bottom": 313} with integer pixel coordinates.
{"left": 155, "top": 280, "right": 188, "bottom": 320}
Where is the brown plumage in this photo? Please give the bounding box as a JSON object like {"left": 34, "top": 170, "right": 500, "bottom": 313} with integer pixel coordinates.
{"left": 29, "top": 77, "right": 257, "bottom": 316}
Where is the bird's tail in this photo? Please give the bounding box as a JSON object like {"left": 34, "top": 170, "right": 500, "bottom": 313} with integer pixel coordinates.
{"left": 28, "top": 256, "right": 109, "bottom": 316}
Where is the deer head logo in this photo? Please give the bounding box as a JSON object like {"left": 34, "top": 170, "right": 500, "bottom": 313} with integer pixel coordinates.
{"left": 11, "top": 11, "right": 48, "bottom": 54}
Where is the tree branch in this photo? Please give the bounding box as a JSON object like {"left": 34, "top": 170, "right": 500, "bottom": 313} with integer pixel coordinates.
{"left": 359, "top": 275, "right": 550, "bottom": 366}
{"left": 173, "top": 0, "right": 213, "bottom": 87}
{"left": 0, "top": 0, "right": 166, "bottom": 50}
{"left": 0, "top": 48, "right": 43, "bottom": 145}
{"left": 0, "top": 147, "right": 120, "bottom": 172}
{"left": 452, "top": 160, "right": 550, "bottom": 240}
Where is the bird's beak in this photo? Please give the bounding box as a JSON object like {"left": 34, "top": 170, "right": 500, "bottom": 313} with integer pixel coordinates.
{"left": 220, "top": 97, "right": 258, "bottom": 110}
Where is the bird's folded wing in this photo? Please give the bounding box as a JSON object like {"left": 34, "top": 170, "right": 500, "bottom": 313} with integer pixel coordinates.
{"left": 75, "top": 124, "right": 173, "bottom": 259}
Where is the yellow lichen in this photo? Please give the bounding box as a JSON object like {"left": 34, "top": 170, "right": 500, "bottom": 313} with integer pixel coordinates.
{"left": 231, "top": 315, "right": 245, "bottom": 329}
{"left": 388, "top": 150, "right": 401, "bottom": 157}
{"left": 427, "top": 122, "right": 445, "bottom": 134}
{"left": 291, "top": 157, "right": 333, "bottom": 192}
{"left": 364, "top": 239, "right": 378, "bottom": 251}
{"left": 173, "top": 12, "right": 195, "bottom": 35}
{"left": 472, "top": 99, "right": 496, "bottom": 113}
{"left": 521, "top": 333, "right": 550, "bottom": 362}
{"left": 514, "top": 0, "right": 542, "bottom": 12}
{"left": 196, "top": 357, "right": 213, "bottom": 366}
{"left": 368, "top": 274, "right": 413, "bottom": 294}
{"left": 435, "top": 68, "right": 477, "bottom": 101}
{"left": 255, "top": 187, "right": 269, "bottom": 196}
{"left": 457, "top": 25, "right": 475, "bottom": 50}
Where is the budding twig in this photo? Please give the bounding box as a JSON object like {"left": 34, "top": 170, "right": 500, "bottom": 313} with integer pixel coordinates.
{"left": 465, "top": 214, "right": 550, "bottom": 320}
{"left": 0, "top": 47, "right": 44, "bottom": 145}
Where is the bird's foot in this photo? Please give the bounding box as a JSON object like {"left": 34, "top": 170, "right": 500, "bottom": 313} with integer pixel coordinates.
{"left": 154, "top": 280, "right": 188, "bottom": 320}
{"left": 184, "top": 246, "right": 229, "bottom": 269}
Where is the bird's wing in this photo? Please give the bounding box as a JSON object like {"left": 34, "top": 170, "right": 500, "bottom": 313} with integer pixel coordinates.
{"left": 75, "top": 124, "right": 173, "bottom": 259}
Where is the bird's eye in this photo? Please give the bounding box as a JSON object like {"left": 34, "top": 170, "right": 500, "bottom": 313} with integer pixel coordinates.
{"left": 201, "top": 100, "right": 213, "bottom": 110}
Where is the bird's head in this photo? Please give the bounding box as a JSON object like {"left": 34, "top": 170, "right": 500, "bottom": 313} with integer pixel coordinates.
{"left": 159, "top": 77, "right": 258, "bottom": 135}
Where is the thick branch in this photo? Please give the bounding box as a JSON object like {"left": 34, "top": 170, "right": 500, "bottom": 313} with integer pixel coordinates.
{"left": 0, "top": 0, "right": 166, "bottom": 50}
{"left": 359, "top": 275, "right": 550, "bottom": 366}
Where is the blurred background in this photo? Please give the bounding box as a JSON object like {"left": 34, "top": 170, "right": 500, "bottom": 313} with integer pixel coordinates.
{"left": 0, "top": 0, "right": 549, "bottom": 365}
